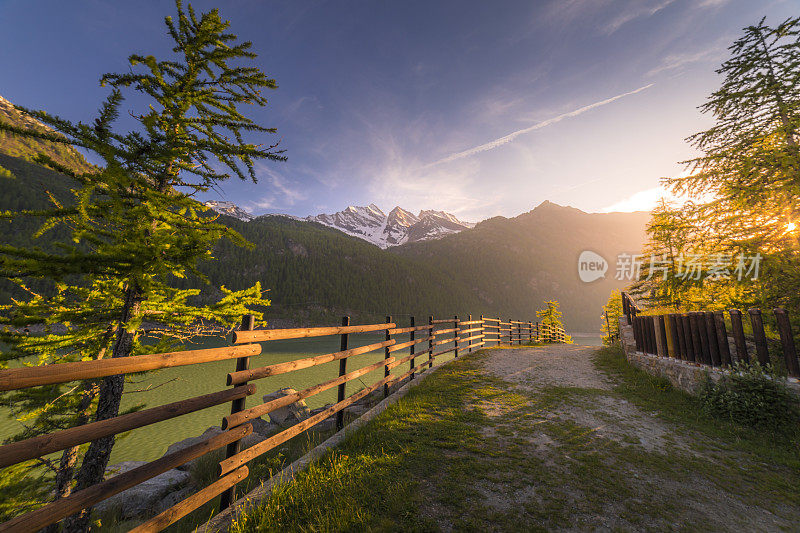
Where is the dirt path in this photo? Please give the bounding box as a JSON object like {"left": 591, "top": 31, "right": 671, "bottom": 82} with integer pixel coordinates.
{"left": 471, "top": 345, "right": 799, "bottom": 532}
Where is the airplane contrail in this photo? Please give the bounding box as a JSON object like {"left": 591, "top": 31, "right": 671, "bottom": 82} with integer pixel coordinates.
{"left": 422, "top": 83, "right": 654, "bottom": 169}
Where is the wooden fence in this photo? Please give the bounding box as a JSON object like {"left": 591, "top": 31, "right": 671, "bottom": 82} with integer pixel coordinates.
{"left": 621, "top": 292, "right": 800, "bottom": 378}
{"left": 0, "top": 313, "right": 568, "bottom": 533}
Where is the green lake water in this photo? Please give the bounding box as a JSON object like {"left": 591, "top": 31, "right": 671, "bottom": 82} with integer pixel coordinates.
{"left": 1, "top": 332, "right": 461, "bottom": 463}
{"left": 1, "top": 332, "right": 599, "bottom": 464}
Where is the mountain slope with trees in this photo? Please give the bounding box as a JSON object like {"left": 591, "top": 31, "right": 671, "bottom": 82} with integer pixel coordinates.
{"left": 0, "top": 153, "right": 648, "bottom": 331}
{"left": 392, "top": 201, "right": 650, "bottom": 331}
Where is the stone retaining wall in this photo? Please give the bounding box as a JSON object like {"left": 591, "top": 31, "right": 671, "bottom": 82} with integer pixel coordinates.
{"left": 618, "top": 317, "right": 800, "bottom": 397}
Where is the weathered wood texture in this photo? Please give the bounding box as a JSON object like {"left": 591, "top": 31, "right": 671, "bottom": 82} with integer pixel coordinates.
{"left": 622, "top": 292, "right": 800, "bottom": 378}
{"left": 0, "top": 344, "right": 261, "bottom": 392}
{"left": 0, "top": 312, "right": 557, "bottom": 533}
{"left": 223, "top": 357, "right": 394, "bottom": 429}
{"left": 129, "top": 466, "right": 249, "bottom": 533}
{"left": 0, "top": 425, "right": 252, "bottom": 533}
{"left": 232, "top": 323, "right": 396, "bottom": 344}
{"left": 218, "top": 374, "right": 394, "bottom": 476}
{"left": 227, "top": 339, "right": 394, "bottom": 385}
{"left": 0, "top": 384, "right": 255, "bottom": 469}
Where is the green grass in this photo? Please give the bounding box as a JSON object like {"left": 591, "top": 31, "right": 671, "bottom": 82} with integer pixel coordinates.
{"left": 594, "top": 344, "right": 800, "bottom": 463}
{"left": 223, "top": 345, "right": 800, "bottom": 531}
{"left": 95, "top": 426, "right": 338, "bottom": 533}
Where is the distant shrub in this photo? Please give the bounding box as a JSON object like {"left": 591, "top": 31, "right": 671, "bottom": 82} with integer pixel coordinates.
{"left": 699, "top": 362, "right": 799, "bottom": 433}
{"left": 652, "top": 375, "right": 673, "bottom": 392}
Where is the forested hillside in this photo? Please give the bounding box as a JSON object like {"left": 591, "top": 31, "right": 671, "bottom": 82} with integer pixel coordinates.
{"left": 0, "top": 95, "right": 94, "bottom": 174}
{"left": 393, "top": 202, "right": 650, "bottom": 330}
{"left": 186, "top": 215, "right": 486, "bottom": 325}
{"left": 0, "top": 151, "right": 648, "bottom": 331}
{"left": 0, "top": 153, "right": 77, "bottom": 303}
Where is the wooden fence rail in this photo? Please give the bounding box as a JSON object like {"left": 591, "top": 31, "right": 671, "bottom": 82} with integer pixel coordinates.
{"left": 621, "top": 292, "right": 800, "bottom": 378}
{"left": 0, "top": 311, "right": 569, "bottom": 533}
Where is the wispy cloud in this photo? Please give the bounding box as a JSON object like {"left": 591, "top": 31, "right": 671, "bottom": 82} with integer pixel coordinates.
{"left": 250, "top": 165, "right": 308, "bottom": 212}
{"left": 647, "top": 44, "right": 728, "bottom": 76}
{"left": 603, "top": 0, "right": 676, "bottom": 35}
{"left": 422, "top": 83, "right": 654, "bottom": 169}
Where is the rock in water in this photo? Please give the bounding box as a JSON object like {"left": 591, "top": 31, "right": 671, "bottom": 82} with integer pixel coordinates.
{"left": 262, "top": 388, "right": 311, "bottom": 426}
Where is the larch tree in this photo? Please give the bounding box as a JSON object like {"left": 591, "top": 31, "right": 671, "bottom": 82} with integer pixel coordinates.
{"left": 665, "top": 16, "right": 800, "bottom": 311}
{"left": 601, "top": 290, "right": 622, "bottom": 346}
{"left": 536, "top": 300, "right": 572, "bottom": 343}
{"left": 0, "top": 2, "right": 284, "bottom": 530}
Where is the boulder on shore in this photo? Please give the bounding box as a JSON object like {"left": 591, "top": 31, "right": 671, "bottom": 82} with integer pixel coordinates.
{"left": 95, "top": 461, "right": 190, "bottom": 520}
{"left": 163, "top": 425, "right": 272, "bottom": 471}
{"left": 262, "top": 388, "right": 311, "bottom": 426}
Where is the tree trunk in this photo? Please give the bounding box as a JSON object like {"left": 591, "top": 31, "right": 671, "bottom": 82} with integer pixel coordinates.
{"left": 755, "top": 26, "right": 798, "bottom": 149}
{"left": 45, "top": 380, "right": 99, "bottom": 516}
{"left": 62, "top": 286, "right": 142, "bottom": 533}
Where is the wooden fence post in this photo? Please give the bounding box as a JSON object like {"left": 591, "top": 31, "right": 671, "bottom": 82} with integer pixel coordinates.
{"left": 689, "top": 312, "right": 704, "bottom": 365}
{"left": 667, "top": 314, "right": 680, "bottom": 358}
{"left": 748, "top": 309, "right": 770, "bottom": 366}
{"left": 696, "top": 312, "right": 712, "bottom": 365}
{"left": 713, "top": 311, "right": 732, "bottom": 367}
{"left": 673, "top": 314, "right": 686, "bottom": 360}
{"left": 623, "top": 292, "right": 632, "bottom": 324}
{"left": 653, "top": 316, "right": 665, "bottom": 356}
{"left": 336, "top": 316, "right": 350, "bottom": 431}
{"left": 679, "top": 314, "right": 691, "bottom": 362}
{"left": 774, "top": 308, "right": 800, "bottom": 377}
{"left": 453, "top": 315, "right": 459, "bottom": 357}
{"left": 384, "top": 315, "right": 392, "bottom": 398}
{"left": 428, "top": 316, "right": 434, "bottom": 367}
{"left": 729, "top": 309, "right": 749, "bottom": 364}
{"left": 704, "top": 312, "right": 721, "bottom": 366}
{"left": 467, "top": 314, "right": 473, "bottom": 353}
{"left": 409, "top": 316, "right": 416, "bottom": 378}
{"left": 220, "top": 314, "right": 254, "bottom": 509}
{"left": 480, "top": 314, "right": 485, "bottom": 348}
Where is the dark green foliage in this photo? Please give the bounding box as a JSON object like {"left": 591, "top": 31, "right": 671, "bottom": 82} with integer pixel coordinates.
{"left": 187, "top": 214, "right": 486, "bottom": 324}
{"left": 0, "top": 1, "right": 281, "bottom": 525}
{"left": 699, "top": 363, "right": 800, "bottom": 433}
{"left": 1, "top": 171, "right": 648, "bottom": 330}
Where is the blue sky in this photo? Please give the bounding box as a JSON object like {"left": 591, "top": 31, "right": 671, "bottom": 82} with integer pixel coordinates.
{"left": 0, "top": 0, "right": 796, "bottom": 221}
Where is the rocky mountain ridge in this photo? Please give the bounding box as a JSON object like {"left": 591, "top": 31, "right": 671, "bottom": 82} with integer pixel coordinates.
{"left": 203, "top": 201, "right": 477, "bottom": 248}
{"left": 307, "top": 204, "right": 475, "bottom": 248}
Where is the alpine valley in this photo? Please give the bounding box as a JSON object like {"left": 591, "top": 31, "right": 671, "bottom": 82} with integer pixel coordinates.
{"left": 0, "top": 95, "right": 649, "bottom": 331}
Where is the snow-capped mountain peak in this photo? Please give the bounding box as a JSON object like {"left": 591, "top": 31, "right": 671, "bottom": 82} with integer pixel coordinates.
{"left": 387, "top": 206, "right": 420, "bottom": 228}
{"left": 204, "top": 200, "right": 254, "bottom": 221}
{"left": 307, "top": 204, "right": 474, "bottom": 248}
{"left": 202, "top": 200, "right": 475, "bottom": 248}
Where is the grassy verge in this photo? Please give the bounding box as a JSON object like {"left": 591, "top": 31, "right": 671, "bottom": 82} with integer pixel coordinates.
{"left": 230, "top": 352, "right": 515, "bottom": 532}
{"left": 594, "top": 344, "right": 800, "bottom": 464}
{"left": 227, "top": 345, "right": 800, "bottom": 532}
{"left": 96, "top": 423, "right": 340, "bottom": 532}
